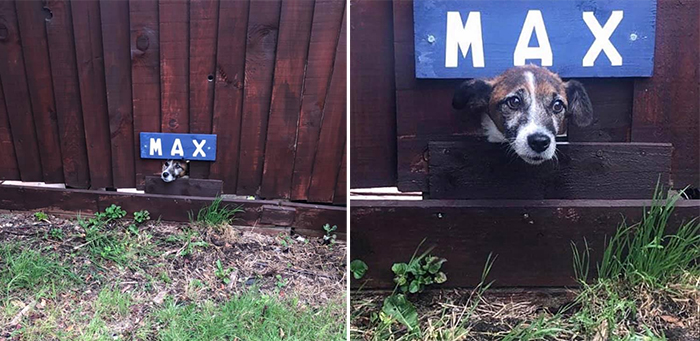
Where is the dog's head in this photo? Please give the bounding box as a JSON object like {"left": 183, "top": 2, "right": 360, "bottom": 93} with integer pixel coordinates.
{"left": 161, "top": 160, "right": 188, "bottom": 182}
{"left": 452, "top": 65, "right": 593, "bottom": 165}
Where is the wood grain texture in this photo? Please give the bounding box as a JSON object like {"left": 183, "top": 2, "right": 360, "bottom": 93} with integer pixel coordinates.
{"left": 350, "top": 0, "right": 398, "bottom": 189}
{"left": 260, "top": 205, "right": 296, "bottom": 226}
{"left": 144, "top": 175, "right": 222, "bottom": 197}
{"left": 71, "top": 0, "right": 113, "bottom": 189}
{"left": 14, "top": 0, "right": 64, "bottom": 183}
{"left": 0, "top": 184, "right": 345, "bottom": 237}
{"left": 189, "top": 0, "right": 219, "bottom": 179}
{"left": 428, "top": 141, "right": 672, "bottom": 200}
{"left": 101, "top": 0, "right": 135, "bottom": 188}
{"left": 0, "top": 0, "right": 43, "bottom": 181}
{"left": 0, "top": 79, "right": 20, "bottom": 180}
{"left": 632, "top": 0, "right": 699, "bottom": 188}
{"left": 351, "top": 199, "right": 700, "bottom": 288}
{"left": 236, "top": 0, "right": 282, "bottom": 195}
{"left": 567, "top": 78, "right": 633, "bottom": 143}
{"left": 44, "top": 0, "right": 90, "bottom": 188}
{"left": 260, "top": 0, "right": 316, "bottom": 199}
{"left": 209, "top": 0, "right": 249, "bottom": 193}
{"left": 130, "top": 0, "right": 162, "bottom": 188}
{"left": 159, "top": 0, "right": 189, "bottom": 133}
{"left": 290, "top": 0, "right": 345, "bottom": 200}
{"left": 333, "top": 147, "right": 346, "bottom": 205}
{"left": 307, "top": 10, "right": 346, "bottom": 203}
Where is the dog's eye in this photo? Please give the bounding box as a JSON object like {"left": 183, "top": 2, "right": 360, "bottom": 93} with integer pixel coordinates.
{"left": 552, "top": 100, "right": 565, "bottom": 114}
{"left": 506, "top": 96, "right": 521, "bottom": 110}
{"left": 176, "top": 164, "right": 181, "bottom": 169}
{"left": 165, "top": 162, "right": 170, "bottom": 167}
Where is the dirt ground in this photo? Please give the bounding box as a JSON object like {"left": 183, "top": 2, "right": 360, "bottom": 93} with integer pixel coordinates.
{"left": 0, "top": 211, "right": 346, "bottom": 339}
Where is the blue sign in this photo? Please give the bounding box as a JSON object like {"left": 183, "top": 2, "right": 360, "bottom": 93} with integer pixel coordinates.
{"left": 139, "top": 132, "right": 217, "bottom": 161}
{"left": 414, "top": 0, "right": 656, "bottom": 78}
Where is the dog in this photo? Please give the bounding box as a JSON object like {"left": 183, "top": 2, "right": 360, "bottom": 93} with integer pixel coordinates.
{"left": 452, "top": 65, "right": 593, "bottom": 165}
{"left": 161, "top": 160, "right": 189, "bottom": 182}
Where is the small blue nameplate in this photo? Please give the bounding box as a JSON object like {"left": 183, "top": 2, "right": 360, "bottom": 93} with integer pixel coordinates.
{"left": 139, "top": 132, "right": 217, "bottom": 161}
{"left": 413, "top": 0, "right": 657, "bottom": 78}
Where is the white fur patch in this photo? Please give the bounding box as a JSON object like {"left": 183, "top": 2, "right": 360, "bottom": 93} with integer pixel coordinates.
{"left": 513, "top": 122, "right": 556, "bottom": 165}
{"left": 481, "top": 114, "right": 506, "bottom": 143}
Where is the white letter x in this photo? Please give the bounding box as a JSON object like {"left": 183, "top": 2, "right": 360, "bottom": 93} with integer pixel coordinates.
{"left": 582, "top": 11, "right": 623, "bottom": 67}
{"left": 193, "top": 139, "right": 206, "bottom": 157}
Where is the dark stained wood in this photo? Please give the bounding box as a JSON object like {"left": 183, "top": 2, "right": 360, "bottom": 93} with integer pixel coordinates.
{"left": 290, "top": 0, "right": 345, "bottom": 200}
{"left": 350, "top": 0, "right": 398, "bottom": 189}
{"left": 130, "top": 0, "right": 162, "bottom": 188}
{"left": 159, "top": 0, "right": 189, "bottom": 134}
{"left": 208, "top": 0, "right": 249, "bottom": 193}
{"left": 44, "top": 0, "right": 90, "bottom": 188}
{"left": 0, "top": 185, "right": 99, "bottom": 214}
{"left": 307, "top": 12, "right": 346, "bottom": 203}
{"left": 0, "top": 184, "right": 344, "bottom": 238}
{"left": 567, "top": 78, "right": 633, "bottom": 143}
{"left": 429, "top": 141, "right": 672, "bottom": 200}
{"left": 0, "top": 79, "right": 20, "bottom": 180}
{"left": 0, "top": 0, "right": 43, "bottom": 181}
{"left": 350, "top": 199, "right": 700, "bottom": 288}
{"left": 188, "top": 0, "right": 219, "bottom": 179}
{"left": 144, "top": 175, "right": 222, "bottom": 197}
{"left": 333, "top": 147, "right": 346, "bottom": 205}
{"left": 260, "top": 205, "right": 296, "bottom": 226}
{"left": 14, "top": 0, "right": 64, "bottom": 183}
{"left": 71, "top": 0, "right": 113, "bottom": 189}
{"left": 282, "top": 201, "right": 347, "bottom": 234}
{"left": 101, "top": 0, "right": 135, "bottom": 188}
{"left": 632, "top": 0, "right": 699, "bottom": 188}
{"left": 236, "top": 0, "right": 282, "bottom": 195}
{"left": 260, "top": 0, "right": 316, "bottom": 199}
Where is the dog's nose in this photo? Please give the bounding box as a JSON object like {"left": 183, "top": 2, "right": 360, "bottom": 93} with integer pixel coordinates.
{"left": 527, "top": 134, "right": 551, "bottom": 153}
{"left": 162, "top": 172, "right": 170, "bottom": 178}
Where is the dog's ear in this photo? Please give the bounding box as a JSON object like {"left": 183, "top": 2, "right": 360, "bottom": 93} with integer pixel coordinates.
{"left": 452, "top": 79, "right": 492, "bottom": 113}
{"left": 565, "top": 80, "right": 593, "bottom": 127}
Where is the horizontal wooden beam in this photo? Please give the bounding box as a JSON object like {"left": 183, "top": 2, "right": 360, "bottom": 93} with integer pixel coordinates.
{"left": 350, "top": 199, "right": 700, "bottom": 288}
{"left": 0, "top": 185, "right": 346, "bottom": 236}
{"left": 429, "top": 141, "right": 672, "bottom": 199}
{"left": 144, "top": 176, "right": 223, "bottom": 197}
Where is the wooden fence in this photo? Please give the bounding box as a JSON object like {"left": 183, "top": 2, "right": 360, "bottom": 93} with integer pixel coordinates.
{"left": 350, "top": 0, "right": 700, "bottom": 288}
{"left": 0, "top": 0, "right": 346, "bottom": 205}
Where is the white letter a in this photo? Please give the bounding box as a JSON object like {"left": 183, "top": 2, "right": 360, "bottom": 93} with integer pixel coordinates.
{"left": 514, "top": 10, "right": 553, "bottom": 66}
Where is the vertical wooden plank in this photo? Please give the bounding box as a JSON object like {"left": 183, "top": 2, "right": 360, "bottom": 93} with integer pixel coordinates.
{"left": 189, "top": 0, "right": 218, "bottom": 179}
{"left": 307, "top": 12, "right": 346, "bottom": 203}
{"left": 632, "top": 0, "right": 699, "bottom": 188}
{"left": 349, "top": 0, "right": 398, "bottom": 189}
{"left": 159, "top": 0, "right": 189, "bottom": 134}
{"left": 100, "top": 0, "right": 135, "bottom": 188}
{"left": 333, "top": 147, "right": 346, "bottom": 205}
{"left": 208, "top": 0, "right": 250, "bottom": 193}
{"left": 71, "top": 0, "right": 113, "bottom": 189}
{"left": 260, "top": 0, "right": 316, "bottom": 199}
{"left": 0, "top": 0, "right": 43, "bottom": 181}
{"left": 236, "top": 0, "right": 282, "bottom": 195}
{"left": 44, "top": 0, "right": 90, "bottom": 188}
{"left": 130, "top": 0, "right": 161, "bottom": 188}
{"left": 0, "top": 78, "right": 20, "bottom": 180}
{"left": 290, "top": 0, "right": 344, "bottom": 200}
{"left": 14, "top": 0, "right": 64, "bottom": 183}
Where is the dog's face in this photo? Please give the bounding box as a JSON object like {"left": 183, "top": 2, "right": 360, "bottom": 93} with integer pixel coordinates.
{"left": 161, "top": 160, "right": 188, "bottom": 182}
{"left": 452, "top": 65, "right": 593, "bottom": 165}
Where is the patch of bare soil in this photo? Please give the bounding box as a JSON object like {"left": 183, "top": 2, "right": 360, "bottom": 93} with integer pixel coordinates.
{"left": 0, "top": 211, "right": 346, "bottom": 339}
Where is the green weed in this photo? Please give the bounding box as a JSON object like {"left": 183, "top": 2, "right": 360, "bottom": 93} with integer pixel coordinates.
{"left": 190, "top": 197, "right": 243, "bottom": 228}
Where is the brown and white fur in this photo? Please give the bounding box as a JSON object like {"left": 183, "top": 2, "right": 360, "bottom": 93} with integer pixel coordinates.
{"left": 161, "top": 160, "right": 189, "bottom": 182}
{"left": 452, "top": 65, "right": 593, "bottom": 165}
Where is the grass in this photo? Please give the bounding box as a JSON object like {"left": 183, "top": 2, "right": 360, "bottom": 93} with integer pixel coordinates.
{"left": 153, "top": 292, "right": 346, "bottom": 341}
{"left": 351, "top": 187, "right": 700, "bottom": 340}
{"left": 190, "top": 197, "right": 244, "bottom": 228}
{"left": 0, "top": 243, "right": 79, "bottom": 296}
{"left": 1, "top": 209, "right": 346, "bottom": 340}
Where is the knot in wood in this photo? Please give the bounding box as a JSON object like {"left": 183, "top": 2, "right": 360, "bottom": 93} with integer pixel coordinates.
{"left": 136, "top": 35, "right": 149, "bottom": 51}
